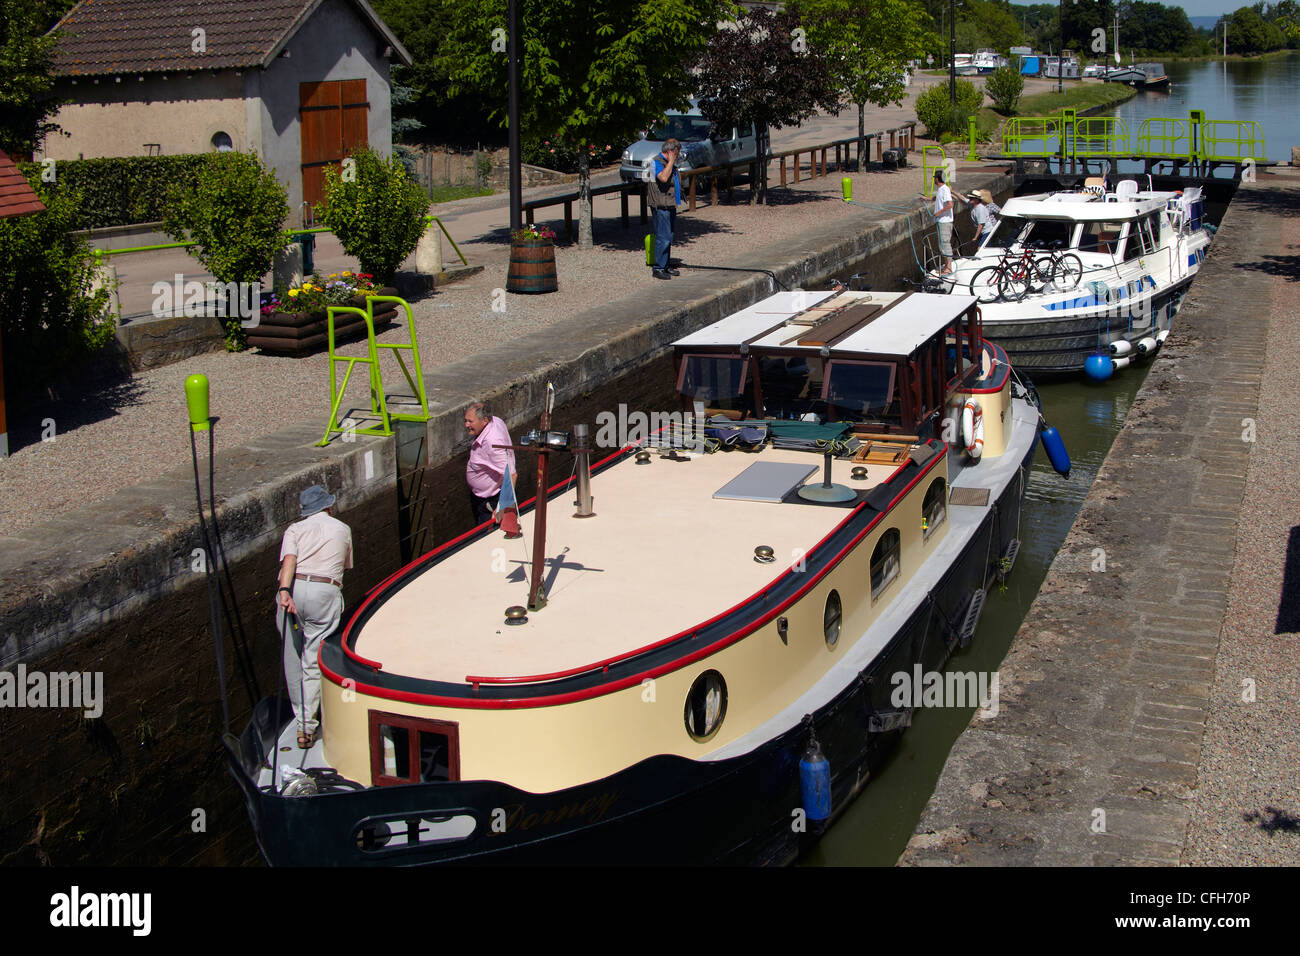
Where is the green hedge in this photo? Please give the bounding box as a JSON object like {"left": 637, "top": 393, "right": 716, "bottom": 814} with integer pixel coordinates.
{"left": 18, "top": 154, "right": 216, "bottom": 230}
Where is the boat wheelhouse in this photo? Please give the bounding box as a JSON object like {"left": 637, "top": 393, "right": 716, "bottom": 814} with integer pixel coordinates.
{"left": 227, "top": 290, "right": 1042, "bottom": 865}
{"left": 931, "top": 185, "right": 1212, "bottom": 376}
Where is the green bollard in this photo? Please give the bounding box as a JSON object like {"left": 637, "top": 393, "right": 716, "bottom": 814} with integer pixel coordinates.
{"left": 645, "top": 233, "right": 654, "bottom": 267}
{"left": 186, "top": 373, "right": 211, "bottom": 431}
{"left": 967, "top": 116, "right": 979, "bottom": 162}
{"left": 841, "top": 177, "right": 852, "bottom": 202}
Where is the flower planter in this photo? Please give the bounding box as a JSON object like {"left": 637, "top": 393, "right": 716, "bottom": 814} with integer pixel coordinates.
{"left": 246, "top": 287, "right": 399, "bottom": 355}
{"left": 506, "top": 239, "right": 558, "bottom": 293}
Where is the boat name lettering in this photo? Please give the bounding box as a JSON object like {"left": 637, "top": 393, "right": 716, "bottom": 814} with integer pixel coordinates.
{"left": 491, "top": 790, "right": 620, "bottom": 835}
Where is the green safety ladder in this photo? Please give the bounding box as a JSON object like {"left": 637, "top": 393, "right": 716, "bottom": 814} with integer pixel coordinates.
{"left": 317, "top": 295, "right": 429, "bottom": 446}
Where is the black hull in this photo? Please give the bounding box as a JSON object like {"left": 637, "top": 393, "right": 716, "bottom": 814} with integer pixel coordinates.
{"left": 227, "top": 440, "right": 1036, "bottom": 866}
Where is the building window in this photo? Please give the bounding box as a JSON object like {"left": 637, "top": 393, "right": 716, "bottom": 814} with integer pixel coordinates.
{"left": 210, "top": 131, "right": 233, "bottom": 152}
{"left": 923, "top": 478, "right": 947, "bottom": 539}
{"left": 871, "top": 528, "right": 901, "bottom": 600}
{"left": 368, "top": 711, "right": 460, "bottom": 787}
{"left": 824, "top": 589, "right": 842, "bottom": 648}
{"left": 684, "top": 670, "right": 727, "bottom": 742}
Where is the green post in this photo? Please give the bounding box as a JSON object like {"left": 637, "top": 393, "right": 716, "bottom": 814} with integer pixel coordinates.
{"left": 967, "top": 117, "right": 979, "bottom": 162}
{"left": 644, "top": 234, "right": 654, "bottom": 267}
{"left": 841, "top": 177, "right": 852, "bottom": 202}
{"left": 185, "top": 374, "right": 211, "bottom": 431}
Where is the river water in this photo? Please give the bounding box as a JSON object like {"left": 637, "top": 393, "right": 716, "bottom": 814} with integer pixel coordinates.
{"left": 807, "top": 56, "right": 1298, "bottom": 866}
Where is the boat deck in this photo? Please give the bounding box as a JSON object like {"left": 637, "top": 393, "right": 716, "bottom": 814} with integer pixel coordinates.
{"left": 353, "top": 444, "right": 902, "bottom": 685}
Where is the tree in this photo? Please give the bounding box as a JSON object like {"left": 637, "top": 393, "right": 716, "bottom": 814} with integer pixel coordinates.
{"left": 440, "top": 0, "right": 729, "bottom": 249}
{"left": 0, "top": 0, "right": 64, "bottom": 156}
{"left": 162, "top": 153, "right": 289, "bottom": 350}
{"left": 693, "top": 7, "right": 843, "bottom": 205}
{"left": 1228, "top": 6, "right": 1270, "bottom": 53}
{"left": 320, "top": 147, "right": 427, "bottom": 284}
{"left": 787, "top": 0, "right": 934, "bottom": 171}
{"left": 0, "top": 171, "right": 113, "bottom": 394}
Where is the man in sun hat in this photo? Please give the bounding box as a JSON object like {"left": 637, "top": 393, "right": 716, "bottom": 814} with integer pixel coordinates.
{"left": 961, "top": 188, "right": 1001, "bottom": 245}
{"left": 276, "top": 483, "right": 353, "bottom": 748}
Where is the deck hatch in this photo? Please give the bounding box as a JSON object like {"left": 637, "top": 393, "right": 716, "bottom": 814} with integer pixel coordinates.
{"left": 712, "top": 462, "right": 818, "bottom": 503}
{"left": 949, "top": 486, "right": 991, "bottom": 507}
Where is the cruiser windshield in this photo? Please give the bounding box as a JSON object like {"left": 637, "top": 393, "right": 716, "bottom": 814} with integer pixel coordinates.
{"left": 649, "top": 115, "right": 712, "bottom": 142}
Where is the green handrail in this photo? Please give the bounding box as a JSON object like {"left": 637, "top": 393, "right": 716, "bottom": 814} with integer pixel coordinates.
{"left": 1001, "top": 109, "right": 1263, "bottom": 162}
{"left": 424, "top": 214, "right": 468, "bottom": 266}
{"left": 317, "top": 294, "right": 429, "bottom": 447}
{"left": 921, "top": 145, "right": 946, "bottom": 198}
{"left": 1071, "top": 116, "right": 1130, "bottom": 157}
{"left": 1201, "top": 120, "right": 1265, "bottom": 161}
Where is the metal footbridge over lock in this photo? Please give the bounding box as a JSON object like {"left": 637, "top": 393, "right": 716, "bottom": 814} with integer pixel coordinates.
{"left": 996, "top": 108, "right": 1268, "bottom": 183}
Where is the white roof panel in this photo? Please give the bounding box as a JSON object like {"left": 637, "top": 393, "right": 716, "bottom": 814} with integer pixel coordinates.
{"left": 673, "top": 291, "right": 976, "bottom": 358}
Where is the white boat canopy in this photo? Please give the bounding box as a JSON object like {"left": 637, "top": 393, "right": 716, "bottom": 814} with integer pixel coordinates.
{"left": 1001, "top": 191, "right": 1177, "bottom": 222}
{"left": 672, "top": 290, "right": 980, "bottom": 358}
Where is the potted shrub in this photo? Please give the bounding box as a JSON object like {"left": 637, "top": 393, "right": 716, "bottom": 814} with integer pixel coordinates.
{"left": 245, "top": 271, "right": 399, "bottom": 355}
{"left": 161, "top": 152, "right": 289, "bottom": 350}
{"left": 319, "top": 148, "right": 427, "bottom": 285}
{"left": 506, "top": 224, "right": 558, "bottom": 294}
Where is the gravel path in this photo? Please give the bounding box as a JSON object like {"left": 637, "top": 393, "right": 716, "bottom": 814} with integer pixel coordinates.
{"left": 1183, "top": 182, "right": 1300, "bottom": 865}
{"left": 0, "top": 136, "right": 978, "bottom": 537}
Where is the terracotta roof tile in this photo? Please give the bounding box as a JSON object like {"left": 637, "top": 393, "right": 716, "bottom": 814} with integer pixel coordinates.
{"left": 0, "top": 155, "right": 47, "bottom": 219}
{"left": 51, "top": 0, "right": 314, "bottom": 76}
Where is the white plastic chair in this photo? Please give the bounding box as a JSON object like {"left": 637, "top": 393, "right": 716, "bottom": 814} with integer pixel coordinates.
{"left": 1115, "top": 179, "right": 1138, "bottom": 199}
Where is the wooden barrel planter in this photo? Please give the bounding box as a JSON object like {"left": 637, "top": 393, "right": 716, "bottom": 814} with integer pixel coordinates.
{"left": 246, "top": 287, "right": 399, "bottom": 355}
{"left": 506, "top": 239, "right": 558, "bottom": 293}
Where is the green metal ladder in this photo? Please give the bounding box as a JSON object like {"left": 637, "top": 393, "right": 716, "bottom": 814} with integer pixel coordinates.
{"left": 317, "top": 295, "right": 429, "bottom": 446}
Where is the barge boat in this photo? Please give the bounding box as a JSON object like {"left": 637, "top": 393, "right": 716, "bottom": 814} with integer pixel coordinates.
{"left": 227, "top": 289, "right": 1044, "bottom": 865}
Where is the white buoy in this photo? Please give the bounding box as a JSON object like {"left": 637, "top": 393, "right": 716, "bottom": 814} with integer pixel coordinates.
{"left": 1109, "top": 340, "right": 1133, "bottom": 357}
{"left": 1136, "top": 336, "right": 1158, "bottom": 355}
{"left": 1157, "top": 328, "right": 1171, "bottom": 343}
{"left": 1112, "top": 355, "right": 1132, "bottom": 370}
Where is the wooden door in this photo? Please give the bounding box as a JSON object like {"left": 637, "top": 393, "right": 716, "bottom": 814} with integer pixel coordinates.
{"left": 300, "top": 79, "right": 369, "bottom": 216}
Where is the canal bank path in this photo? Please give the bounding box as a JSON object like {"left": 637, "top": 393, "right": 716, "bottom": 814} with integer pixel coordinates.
{"left": 901, "top": 168, "right": 1300, "bottom": 867}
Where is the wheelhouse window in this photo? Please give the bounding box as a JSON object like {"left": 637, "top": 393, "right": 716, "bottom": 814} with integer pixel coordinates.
{"left": 1078, "top": 221, "right": 1124, "bottom": 255}
{"left": 1021, "top": 218, "right": 1075, "bottom": 250}
{"left": 369, "top": 711, "right": 460, "bottom": 787}
{"left": 822, "top": 360, "right": 897, "bottom": 423}
{"left": 1122, "top": 221, "right": 1144, "bottom": 262}
{"left": 678, "top": 353, "right": 750, "bottom": 415}
{"left": 757, "top": 354, "right": 825, "bottom": 420}
{"left": 871, "top": 528, "right": 901, "bottom": 600}
{"left": 923, "top": 478, "right": 947, "bottom": 539}
{"left": 985, "top": 216, "right": 1028, "bottom": 249}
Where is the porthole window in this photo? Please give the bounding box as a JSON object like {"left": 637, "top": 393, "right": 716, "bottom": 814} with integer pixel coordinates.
{"left": 210, "top": 131, "right": 233, "bottom": 152}
{"left": 684, "top": 670, "right": 727, "bottom": 742}
{"left": 823, "top": 589, "right": 843, "bottom": 648}
{"left": 871, "top": 528, "right": 901, "bottom": 600}
{"left": 923, "top": 478, "right": 947, "bottom": 539}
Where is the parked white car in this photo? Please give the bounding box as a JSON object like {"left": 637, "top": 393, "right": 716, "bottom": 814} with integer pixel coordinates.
{"left": 620, "top": 104, "right": 761, "bottom": 186}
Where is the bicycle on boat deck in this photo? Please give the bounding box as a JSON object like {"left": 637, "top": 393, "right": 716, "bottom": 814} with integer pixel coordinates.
{"left": 969, "top": 241, "right": 1083, "bottom": 303}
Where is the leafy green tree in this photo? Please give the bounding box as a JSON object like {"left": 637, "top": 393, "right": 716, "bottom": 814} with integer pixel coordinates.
{"left": 162, "top": 152, "right": 289, "bottom": 350}
{"left": 440, "top": 0, "right": 730, "bottom": 248}
{"left": 914, "top": 77, "right": 983, "bottom": 137}
{"left": 0, "top": 171, "right": 113, "bottom": 394}
{"left": 787, "top": 0, "right": 934, "bottom": 169}
{"left": 693, "top": 6, "right": 843, "bottom": 205}
{"left": 985, "top": 63, "right": 1024, "bottom": 114}
{"left": 1227, "top": 6, "right": 1270, "bottom": 53}
{"left": 320, "top": 147, "right": 427, "bottom": 284}
{"left": 0, "top": 0, "right": 64, "bottom": 156}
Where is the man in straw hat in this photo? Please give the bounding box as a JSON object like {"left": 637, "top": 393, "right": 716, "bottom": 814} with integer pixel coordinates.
{"left": 961, "top": 189, "right": 1001, "bottom": 246}
{"left": 276, "top": 484, "right": 353, "bottom": 748}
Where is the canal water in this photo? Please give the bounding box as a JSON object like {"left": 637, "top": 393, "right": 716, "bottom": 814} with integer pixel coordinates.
{"left": 1110, "top": 54, "right": 1300, "bottom": 163}
{"left": 801, "top": 54, "right": 1296, "bottom": 867}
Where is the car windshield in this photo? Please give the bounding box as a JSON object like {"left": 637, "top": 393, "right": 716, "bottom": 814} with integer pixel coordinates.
{"left": 649, "top": 115, "right": 712, "bottom": 142}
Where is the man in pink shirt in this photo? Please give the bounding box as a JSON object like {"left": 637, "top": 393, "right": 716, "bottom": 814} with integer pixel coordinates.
{"left": 464, "top": 402, "right": 517, "bottom": 526}
{"left": 276, "top": 484, "right": 353, "bottom": 748}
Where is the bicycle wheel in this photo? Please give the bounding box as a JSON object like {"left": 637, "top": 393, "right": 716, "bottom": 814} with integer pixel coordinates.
{"left": 1031, "top": 256, "right": 1055, "bottom": 291}
{"left": 969, "top": 266, "right": 1003, "bottom": 303}
{"left": 998, "top": 264, "right": 1030, "bottom": 302}
{"left": 1051, "top": 253, "right": 1083, "bottom": 292}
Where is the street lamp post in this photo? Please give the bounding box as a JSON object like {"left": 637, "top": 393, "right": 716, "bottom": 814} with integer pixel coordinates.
{"left": 508, "top": 0, "right": 522, "bottom": 232}
{"left": 949, "top": 0, "right": 956, "bottom": 103}
{"left": 1058, "top": 0, "right": 1065, "bottom": 94}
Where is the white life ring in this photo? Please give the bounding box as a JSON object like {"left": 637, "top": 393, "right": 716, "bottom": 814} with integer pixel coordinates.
{"left": 961, "top": 399, "right": 984, "bottom": 460}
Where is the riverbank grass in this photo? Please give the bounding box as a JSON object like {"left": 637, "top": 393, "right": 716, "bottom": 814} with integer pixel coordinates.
{"left": 1015, "top": 82, "right": 1136, "bottom": 116}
